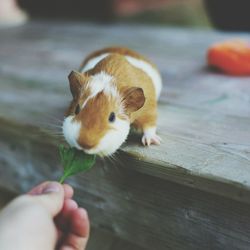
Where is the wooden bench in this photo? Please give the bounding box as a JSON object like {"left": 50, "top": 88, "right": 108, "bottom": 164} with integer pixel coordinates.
{"left": 0, "top": 21, "right": 250, "bottom": 250}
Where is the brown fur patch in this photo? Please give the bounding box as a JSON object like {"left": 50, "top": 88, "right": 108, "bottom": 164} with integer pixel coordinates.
{"left": 75, "top": 92, "right": 120, "bottom": 149}
{"left": 86, "top": 53, "right": 158, "bottom": 131}
{"left": 79, "top": 46, "right": 158, "bottom": 71}
{"left": 122, "top": 87, "right": 145, "bottom": 114}
{"left": 68, "top": 71, "right": 86, "bottom": 99}
{"left": 65, "top": 73, "right": 91, "bottom": 117}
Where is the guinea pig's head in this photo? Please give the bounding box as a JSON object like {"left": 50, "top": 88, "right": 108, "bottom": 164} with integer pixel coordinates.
{"left": 63, "top": 70, "right": 145, "bottom": 156}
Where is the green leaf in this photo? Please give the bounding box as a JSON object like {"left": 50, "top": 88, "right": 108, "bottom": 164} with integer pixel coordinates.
{"left": 58, "top": 145, "right": 96, "bottom": 183}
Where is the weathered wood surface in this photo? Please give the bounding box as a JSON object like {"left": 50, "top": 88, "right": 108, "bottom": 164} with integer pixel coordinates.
{"left": 1, "top": 124, "right": 250, "bottom": 250}
{"left": 1, "top": 21, "right": 250, "bottom": 249}
{"left": 87, "top": 227, "right": 146, "bottom": 250}
{"left": 0, "top": 188, "right": 16, "bottom": 209}
{"left": 0, "top": 22, "right": 250, "bottom": 201}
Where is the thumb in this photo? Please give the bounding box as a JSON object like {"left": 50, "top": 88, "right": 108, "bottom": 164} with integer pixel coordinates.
{"left": 27, "top": 181, "right": 64, "bottom": 216}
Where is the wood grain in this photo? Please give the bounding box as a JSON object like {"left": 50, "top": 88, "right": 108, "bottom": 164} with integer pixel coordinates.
{"left": 0, "top": 72, "right": 249, "bottom": 202}
{"left": 1, "top": 125, "right": 250, "bottom": 250}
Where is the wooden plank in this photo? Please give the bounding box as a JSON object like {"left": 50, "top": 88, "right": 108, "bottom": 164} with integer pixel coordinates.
{"left": 0, "top": 188, "right": 16, "bottom": 209}
{"left": 1, "top": 22, "right": 250, "bottom": 117}
{"left": 86, "top": 228, "right": 116, "bottom": 250}
{"left": 0, "top": 75, "right": 250, "bottom": 203}
{"left": 1, "top": 127, "right": 250, "bottom": 250}
{"left": 87, "top": 227, "right": 146, "bottom": 250}
{"left": 122, "top": 104, "right": 250, "bottom": 194}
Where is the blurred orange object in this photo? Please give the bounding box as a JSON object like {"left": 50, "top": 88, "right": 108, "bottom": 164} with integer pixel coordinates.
{"left": 207, "top": 39, "right": 250, "bottom": 75}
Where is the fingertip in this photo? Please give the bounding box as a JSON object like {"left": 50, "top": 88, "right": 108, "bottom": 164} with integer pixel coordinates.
{"left": 28, "top": 181, "right": 63, "bottom": 195}
{"left": 78, "top": 208, "right": 88, "bottom": 221}
{"left": 27, "top": 181, "right": 50, "bottom": 195}
{"left": 60, "top": 246, "right": 73, "bottom": 250}
{"left": 71, "top": 208, "right": 90, "bottom": 237}
{"left": 63, "top": 184, "right": 74, "bottom": 200}
{"left": 63, "top": 199, "right": 78, "bottom": 214}
{"left": 42, "top": 182, "right": 62, "bottom": 194}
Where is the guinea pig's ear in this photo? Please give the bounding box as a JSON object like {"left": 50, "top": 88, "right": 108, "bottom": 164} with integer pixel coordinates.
{"left": 68, "top": 70, "right": 86, "bottom": 99}
{"left": 123, "top": 87, "right": 145, "bottom": 114}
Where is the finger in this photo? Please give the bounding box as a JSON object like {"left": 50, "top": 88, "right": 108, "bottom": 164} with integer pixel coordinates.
{"left": 57, "top": 229, "right": 63, "bottom": 245}
{"left": 55, "top": 199, "right": 78, "bottom": 231}
{"left": 62, "top": 199, "right": 78, "bottom": 220}
{"left": 61, "top": 208, "right": 90, "bottom": 250}
{"left": 28, "top": 181, "right": 53, "bottom": 195}
{"left": 29, "top": 182, "right": 73, "bottom": 200}
{"left": 60, "top": 227, "right": 88, "bottom": 249}
{"left": 71, "top": 208, "right": 89, "bottom": 238}
{"left": 28, "top": 182, "right": 64, "bottom": 216}
{"left": 55, "top": 199, "right": 79, "bottom": 249}
{"left": 63, "top": 184, "right": 74, "bottom": 200}
{"left": 60, "top": 246, "right": 74, "bottom": 250}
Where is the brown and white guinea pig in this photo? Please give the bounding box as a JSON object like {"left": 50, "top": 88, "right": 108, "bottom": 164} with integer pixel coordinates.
{"left": 63, "top": 47, "right": 162, "bottom": 156}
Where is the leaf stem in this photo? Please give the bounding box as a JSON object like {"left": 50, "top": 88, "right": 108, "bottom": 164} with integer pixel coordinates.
{"left": 59, "top": 175, "right": 67, "bottom": 184}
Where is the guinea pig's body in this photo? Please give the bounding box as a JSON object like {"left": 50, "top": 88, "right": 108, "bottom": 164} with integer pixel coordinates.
{"left": 63, "top": 47, "right": 162, "bottom": 156}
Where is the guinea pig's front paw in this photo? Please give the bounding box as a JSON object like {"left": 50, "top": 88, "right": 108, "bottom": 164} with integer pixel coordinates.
{"left": 142, "top": 127, "right": 162, "bottom": 146}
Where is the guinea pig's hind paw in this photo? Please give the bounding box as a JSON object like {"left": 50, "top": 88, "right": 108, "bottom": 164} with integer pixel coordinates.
{"left": 142, "top": 129, "right": 162, "bottom": 146}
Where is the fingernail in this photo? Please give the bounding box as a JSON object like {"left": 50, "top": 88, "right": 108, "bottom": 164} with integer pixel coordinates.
{"left": 42, "top": 182, "right": 61, "bottom": 194}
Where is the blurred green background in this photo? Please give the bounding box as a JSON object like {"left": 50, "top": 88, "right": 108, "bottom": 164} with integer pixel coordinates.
{"left": 118, "top": 0, "right": 211, "bottom": 28}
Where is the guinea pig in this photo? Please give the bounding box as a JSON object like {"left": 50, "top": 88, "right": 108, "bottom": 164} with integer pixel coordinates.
{"left": 63, "top": 47, "right": 162, "bottom": 156}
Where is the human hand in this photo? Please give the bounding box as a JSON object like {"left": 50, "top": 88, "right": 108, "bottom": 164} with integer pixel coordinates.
{"left": 0, "top": 181, "right": 89, "bottom": 250}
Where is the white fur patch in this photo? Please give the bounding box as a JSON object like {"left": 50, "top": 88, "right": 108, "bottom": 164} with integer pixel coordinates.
{"left": 62, "top": 116, "right": 82, "bottom": 149}
{"left": 143, "top": 127, "right": 156, "bottom": 137}
{"left": 81, "top": 71, "right": 119, "bottom": 109}
{"left": 125, "top": 56, "right": 162, "bottom": 99}
{"left": 81, "top": 53, "right": 109, "bottom": 72}
{"left": 142, "top": 126, "right": 161, "bottom": 146}
{"left": 84, "top": 117, "right": 130, "bottom": 156}
{"left": 89, "top": 71, "right": 117, "bottom": 96}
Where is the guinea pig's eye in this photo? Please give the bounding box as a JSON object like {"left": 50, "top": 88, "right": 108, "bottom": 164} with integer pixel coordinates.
{"left": 75, "top": 104, "right": 80, "bottom": 115}
{"left": 108, "top": 112, "right": 115, "bottom": 123}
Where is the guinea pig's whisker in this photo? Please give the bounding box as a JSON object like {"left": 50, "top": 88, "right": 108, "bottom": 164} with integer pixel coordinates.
{"left": 110, "top": 153, "right": 124, "bottom": 168}
{"left": 106, "top": 156, "right": 115, "bottom": 166}
{"left": 36, "top": 118, "right": 63, "bottom": 129}
{"left": 38, "top": 126, "right": 64, "bottom": 138}
{"left": 38, "top": 115, "right": 63, "bottom": 129}
{"left": 99, "top": 157, "right": 110, "bottom": 174}
{"left": 105, "top": 154, "right": 123, "bottom": 174}
{"left": 36, "top": 115, "right": 63, "bottom": 129}
{"left": 42, "top": 113, "right": 63, "bottom": 123}
{"left": 39, "top": 123, "right": 62, "bottom": 129}
{"left": 38, "top": 125, "right": 62, "bottom": 133}
{"left": 41, "top": 129, "right": 63, "bottom": 137}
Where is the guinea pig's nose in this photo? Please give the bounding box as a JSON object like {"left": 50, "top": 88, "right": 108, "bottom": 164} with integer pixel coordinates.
{"left": 79, "top": 141, "right": 94, "bottom": 150}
